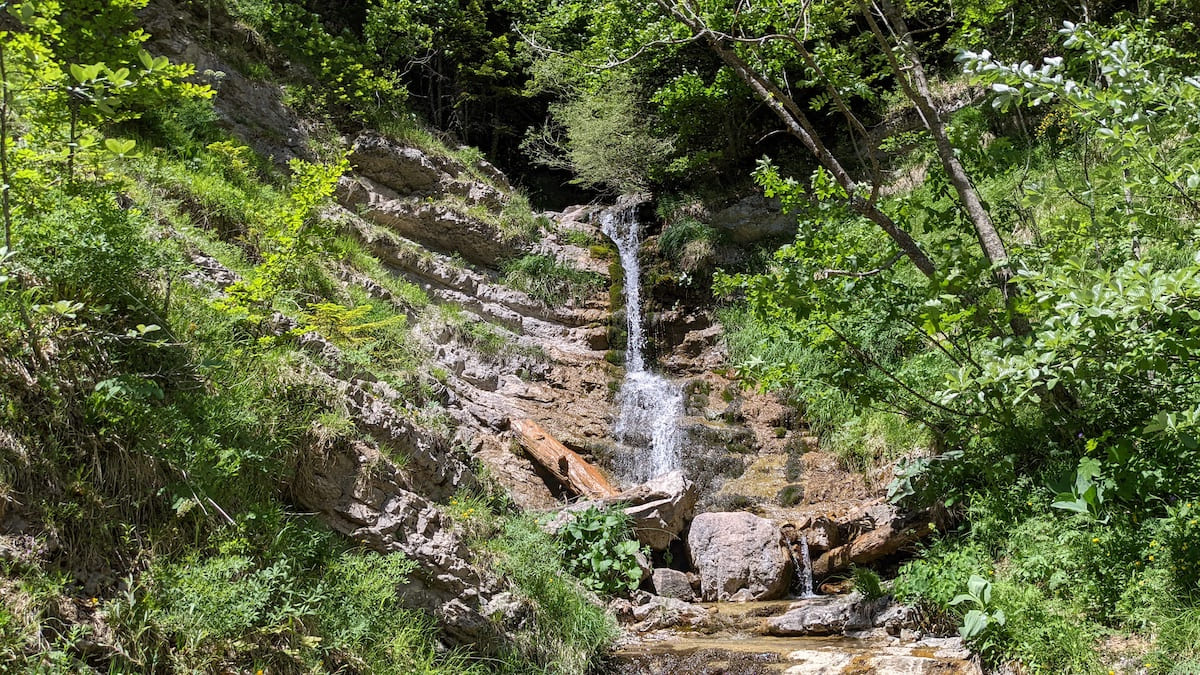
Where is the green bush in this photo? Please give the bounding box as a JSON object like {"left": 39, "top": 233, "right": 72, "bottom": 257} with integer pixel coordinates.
{"left": 556, "top": 506, "right": 646, "bottom": 595}
{"left": 20, "top": 189, "right": 157, "bottom": 309}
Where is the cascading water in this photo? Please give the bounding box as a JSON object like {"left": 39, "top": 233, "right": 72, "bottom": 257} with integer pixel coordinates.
{"left": 602, "top": 201, "right": 684, "bottom": 484}
{"left": 799, "top": 534, "right": 816, "bottom": 598}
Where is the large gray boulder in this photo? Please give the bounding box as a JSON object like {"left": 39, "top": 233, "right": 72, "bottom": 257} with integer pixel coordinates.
{"left": 622, "top": 470, "right": 699, "bottom": 551}
{"left": 709, "top": 195, "right": 795, "bottom": 243}
{"left": 687, "top": 511, "right": 792, "bottom": 601}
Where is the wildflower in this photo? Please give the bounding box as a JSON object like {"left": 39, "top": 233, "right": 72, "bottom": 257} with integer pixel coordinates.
{"left": 1092, "top": 537, "right": 1099, "bottom": 543}
{"left": 1149, "top": 555, "right": 1155, "bottom": 562}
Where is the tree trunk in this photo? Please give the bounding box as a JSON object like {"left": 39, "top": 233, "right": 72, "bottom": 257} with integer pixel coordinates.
{"left": 511, "top": 418, "right": 619, "bottom": 499}
{"left": 653, "top": 0, "right": 938, "bottom": 281}
{"left": 863, "top": 0, "right": 1031, "bottom": 336}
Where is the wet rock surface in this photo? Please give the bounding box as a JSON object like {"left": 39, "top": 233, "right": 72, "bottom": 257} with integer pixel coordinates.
{"left": 613, "top": 599, "right": 979, "bottom": 675}
{"left": 766, "top": 594, "right": 892, "bottom": 636}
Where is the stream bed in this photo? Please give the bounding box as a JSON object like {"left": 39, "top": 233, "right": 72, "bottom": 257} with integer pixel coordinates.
{"left": 608, "top": 601, "right": 981, "bottom": 674}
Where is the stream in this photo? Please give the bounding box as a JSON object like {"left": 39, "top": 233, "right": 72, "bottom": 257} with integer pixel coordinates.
{"left": 608, "top": 600, "right": 977, "bottom": 674}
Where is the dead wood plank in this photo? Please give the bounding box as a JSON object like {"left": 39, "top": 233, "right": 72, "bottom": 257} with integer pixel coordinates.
{"left": 511, "top": 418, "right": 618, "bottom": 499}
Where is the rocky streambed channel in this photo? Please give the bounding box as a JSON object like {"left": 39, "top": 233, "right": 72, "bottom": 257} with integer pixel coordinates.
{"left": 609, "top": 597, "right": 978, "bottom": 674}
{"left": 543, "top": 470, "right": 980, "bottom": 674}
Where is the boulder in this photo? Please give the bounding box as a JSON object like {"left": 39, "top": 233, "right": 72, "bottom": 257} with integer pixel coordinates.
{"left": 621, "top": 470, "right": 699, "bottom": 551}
{"left": 766, "top": 593, "right": 889, "bottom": 636}
{"left": 687, "top": 511, "right": 792, "bottom": 601}
{"left": 651, "top": 568, "right": 694, "bottom": 601}
{"left": 708, "top": 195, "right": 795, "bottom": 244}
{"left": 812, "top": 505, "right": 933, "bottom": 579}
{"left": 876, "top": 602, "right": 919, "bottom": 635}
{"left": 629, "top": 595, "right": 711, "bottom": 632}
{"left": 801, "top": 517, "right": 840, "bottom": 554}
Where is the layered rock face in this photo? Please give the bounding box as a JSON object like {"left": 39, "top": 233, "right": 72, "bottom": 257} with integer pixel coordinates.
{"left": 332, "top": 139, "right": 621, "bottom": 509}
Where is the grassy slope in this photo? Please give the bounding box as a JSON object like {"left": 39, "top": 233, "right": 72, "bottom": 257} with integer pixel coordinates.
{"left": 0, "top": 10, "right": 616, "bottom": 675}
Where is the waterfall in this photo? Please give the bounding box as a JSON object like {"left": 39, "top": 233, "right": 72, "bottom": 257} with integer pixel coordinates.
{"left": 602, "top": 201, "right": 684, "bottom": 483}
{"left": 799, "top": 534, "right": 816, "bottom": 598}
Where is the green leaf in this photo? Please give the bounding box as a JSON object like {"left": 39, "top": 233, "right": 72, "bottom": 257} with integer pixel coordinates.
{"left": 967, "top": 574, "right": 990, "bottom": 604}
{"left": 104, "top": 138, "right": 137, "bottom": 157}
{"left": 960, "top": 609, "right": 990, "bottom": 640}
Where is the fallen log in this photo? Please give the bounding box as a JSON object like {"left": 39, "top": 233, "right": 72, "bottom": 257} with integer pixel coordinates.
{"left": 511, "top": 418, "right": 618, "bottom": 499}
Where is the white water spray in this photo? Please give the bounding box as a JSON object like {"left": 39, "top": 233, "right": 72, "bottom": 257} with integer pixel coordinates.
{"left": 602, "top": 201, "right": 684, "bottom": 483}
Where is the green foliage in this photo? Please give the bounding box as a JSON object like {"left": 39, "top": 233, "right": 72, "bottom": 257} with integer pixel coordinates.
{"left": 293, "top": 301, "right": 407, "bottom": 344}
{"left": 851, "top": 565, "right": 886, "bottom": 601}
{"left": 488, "top": 516, "right": 619, "bottom": 674}
{"left": 217, "top": 154, "right": 349, "bottom": 315}
{"left": 556, "top": 506, "right": 645, "bottom": 596}
{"left": 226, "top": 0, "right": 404, "bottom": 123}
{"left": 894, "top": 540, "right": 990, "bottom": 612}
{"left": 523, "top": 67, "right": 674, "bottom": 194}
{"left": 501, "top": 254, "right": 605, "bottom": 306}
{"left": 948, "top": 575, "right": 1006, "bottom": 650}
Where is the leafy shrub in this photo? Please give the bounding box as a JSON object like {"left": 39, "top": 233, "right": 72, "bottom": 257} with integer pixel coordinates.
{"left": 557, "top": 506, "right": 645, "bottom": 596}
{"left": 20, "top": 189, "right": 156, "bottom": 308}
{"left": 1155, "top": 499, "right": 1200, "bottom": 595}
{"left": 523, "top": 67, "right": 674, "bottom": 194}
{"left": 893, "top": 540, "right": 990, "bottom": 612}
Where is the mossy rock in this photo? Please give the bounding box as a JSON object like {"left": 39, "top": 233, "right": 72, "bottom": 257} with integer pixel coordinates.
{"left": 777, "top": 484, "right": 805, "bottom": 507}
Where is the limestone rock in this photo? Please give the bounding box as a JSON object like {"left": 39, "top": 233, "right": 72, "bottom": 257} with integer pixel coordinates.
{"left": 621, "top": 470, "right": 699, "bottom": 551}
{"left": 651, "top": 568, "right": 694, "bottom": 601}
{"left": 802, "top": 517, "right": 840, "bottom": 554}
{"left": 337, "top": 175, "right": 522, "bottom": 267}
{"left": 709, "top": 195, "right": 795, "bottom": 243}
{"left": 349, "top": 131, "right": 507, "bottom": 207}
{"left": 629, "top": 595, "right": 711, "bottom": 632}
{"left": 292, "top": 435, "right": 503, "bottom": 646}
{"left": 813, "top": 503, "right": 932, "bottom": 579}
{"left": 876, "top": 602, "right": 919, "bottom": 635}
{"left": 687, "top": 511, "right": 792, "bottom": 601}
{"left": 766, "top": 593, "right": 889, "bottom": 636}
